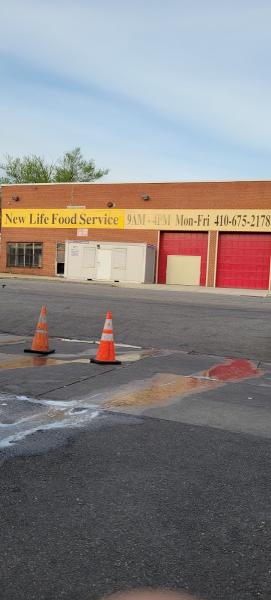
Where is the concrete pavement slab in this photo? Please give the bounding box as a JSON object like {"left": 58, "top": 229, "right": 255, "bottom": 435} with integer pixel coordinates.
{"left": 139, "top": 389, "right": 271, "bottom": 439}
{"left": 0, "top": 350, "right": 223, "bottom": 400}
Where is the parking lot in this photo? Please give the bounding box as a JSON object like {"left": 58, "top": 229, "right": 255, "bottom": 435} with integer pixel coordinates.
{"left": 1, "top": 279, "right": 271, "bottom": 600}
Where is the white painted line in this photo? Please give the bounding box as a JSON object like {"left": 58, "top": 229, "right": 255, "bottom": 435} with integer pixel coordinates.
{"left": 113, "top": 342, "right": 142, "bottom": 349}
{"left": 60, "top": 338, "right": 142, "bottom": 349}
{"left": 60, "top": 338, "right": 96, "bottom": 344}
{"left": 188, "top": 375, "right": 218, "bottom": 381}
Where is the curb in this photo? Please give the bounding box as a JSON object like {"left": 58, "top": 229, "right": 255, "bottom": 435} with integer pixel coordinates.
{"left": 0, "top": 273, "right": 269, "bottom": 298}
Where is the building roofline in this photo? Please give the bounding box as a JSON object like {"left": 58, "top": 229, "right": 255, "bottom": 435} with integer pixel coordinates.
{"left": 1, "top": 179, "right": 271, "bottom": 187}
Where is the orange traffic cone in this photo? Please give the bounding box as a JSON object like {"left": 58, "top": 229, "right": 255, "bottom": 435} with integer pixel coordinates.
{"left": 24, "top": 305, "right": 55, "bottom": 355}
{"left": 91, "top": 311, "right": 121, "bottom": 365}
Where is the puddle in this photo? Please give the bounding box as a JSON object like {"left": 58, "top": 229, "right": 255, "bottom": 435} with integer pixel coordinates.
{"left": 0, "top": 355, "right": 68, "bottom": 370}
{"left": 0, "top": 346, "right": 157, "bottom": 370}
{"left": 204, "top": 358, "right": 263, "bottom": 382}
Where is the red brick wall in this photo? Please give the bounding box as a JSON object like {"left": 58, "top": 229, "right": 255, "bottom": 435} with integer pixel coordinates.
{"left": 2, "top": 180, "right": 271, "bottom": 210}
{"left": 1, "top": 180, "right": 271, "bottom": 278}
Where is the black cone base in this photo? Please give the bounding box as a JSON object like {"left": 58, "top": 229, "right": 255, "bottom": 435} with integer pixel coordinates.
{"left": 90, "top": 358, "right": 121, "bottom": 365}
{"left": 24, "top": 349, "right": 55, "bottom": 355}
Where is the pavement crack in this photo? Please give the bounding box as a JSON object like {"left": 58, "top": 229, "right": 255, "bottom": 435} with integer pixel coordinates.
{"left": 36, "top": 367, "right": 117, "bottom": 398}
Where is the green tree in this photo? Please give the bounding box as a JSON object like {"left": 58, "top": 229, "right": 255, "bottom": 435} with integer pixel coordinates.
{"left": 0, "top": 155, "right": 53, "bottom": 184}
{"left": 0, "top": 148, "right": 109, "bottom": 184}
{"left": 54, "top": 147, "right": 108, "bottom": 182}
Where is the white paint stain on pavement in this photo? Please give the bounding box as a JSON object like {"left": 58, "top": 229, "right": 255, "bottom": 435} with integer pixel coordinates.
{"left": 0, "top": 392, "right": 100, "bottom": 448}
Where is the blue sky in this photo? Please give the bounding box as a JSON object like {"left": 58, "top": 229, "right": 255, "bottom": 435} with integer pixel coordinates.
{"left": 1, "top": 0, "right": 271, "bottom": 182}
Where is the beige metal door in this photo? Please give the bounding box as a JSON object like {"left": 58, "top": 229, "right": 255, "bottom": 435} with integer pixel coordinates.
{"left": 166, "top": 255, "right": 201, "bottom": 285}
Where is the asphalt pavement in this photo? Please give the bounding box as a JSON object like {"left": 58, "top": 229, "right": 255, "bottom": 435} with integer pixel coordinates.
{"left": 0, "top": 278, "right": 270, "bottom": 360}
{"left": 1, "top": 279, "right": 271, "bottom": 600}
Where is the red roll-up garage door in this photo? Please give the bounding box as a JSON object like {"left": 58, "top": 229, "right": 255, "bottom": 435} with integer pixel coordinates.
{"left": 216, "top": 233, "right": 271, "bottom": 289}
{"left": 158, "top": 232, "right": 208, "bottom": 285}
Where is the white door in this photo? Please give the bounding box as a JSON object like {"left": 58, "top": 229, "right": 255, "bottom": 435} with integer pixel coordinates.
{"left": 82, "top": 246, "right": 96, "bottom": 279}
{"left": 111, "top": 248, "right": 127, "bottom": 281}
{"left": 96, "top": 248, "right": 112, "bottom": 280}
{"left": 166, "top": 255, "right": 201, "bottom": 285}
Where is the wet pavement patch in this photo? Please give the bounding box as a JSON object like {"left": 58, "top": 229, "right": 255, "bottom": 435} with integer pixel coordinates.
{"left": 0, "top": 334, "right": 25, "bottom": 345}
{"left": 0, "top": 338, "right": 159, "bottom": 371}
{"left": 0, "top": 354, "right": 68, "bottom": 370}
{"left": 0, "top": 351, "right": 268, "bottom": 449}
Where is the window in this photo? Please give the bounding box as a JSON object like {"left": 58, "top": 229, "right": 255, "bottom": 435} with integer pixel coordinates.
{"left": 7, "top": 243, "right": 43, "bottom": 268}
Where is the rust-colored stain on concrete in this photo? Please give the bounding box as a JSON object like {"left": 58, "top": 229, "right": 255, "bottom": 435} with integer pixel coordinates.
{"left": 104, "top": 373, "right": 219, "bottom": 408}
{"left": 104, "top": 359, "right": 264, "bottom": 409}
{"left": 204, "top": 358, "right": 263, "bottom": 382}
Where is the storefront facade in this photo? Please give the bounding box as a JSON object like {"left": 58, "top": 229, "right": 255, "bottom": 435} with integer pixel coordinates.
{"left": 1, "top": 180, "right": 271, "bottom": 289}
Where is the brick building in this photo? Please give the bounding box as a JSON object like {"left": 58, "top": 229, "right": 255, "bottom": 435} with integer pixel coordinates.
{"left": 1, "top": 180, "right": 271, "bottom": 289}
